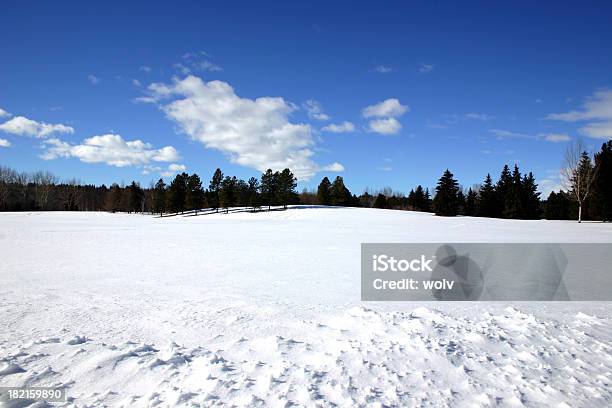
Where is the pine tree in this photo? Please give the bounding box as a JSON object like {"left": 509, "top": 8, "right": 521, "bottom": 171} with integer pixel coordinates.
{"left": 153, "top": 178, "right": 166, "bottom": 216}
{"left": 276, "top": 168, "right": 297, "bottom": 209}
{"left": 219, "top": 176, "right": 237, "bottom": 212}
{"left": 317, "top": 177, "right": 332, "bottom": 205}
{"left": 478, "top": 174, "right": 498, "bottom": 218}
{"left": 433, "top": 169, "right": 460, "bottom": 216}
{"left": 373, "top": 193, "right": 388, "bottom": 209}
{"left": 423, "top": 188, "right": 432, "bottom": 212}
{"left": 127, "top": 181, "right": 144, "bottom": 213}
{"left": 247, "top": 177, "right": 260, "bottom": 210}
{"left": 496, "top": 165, "right": 512, "bottom": 218}
{"left": 457, "top": 190, "right": 466, "bottom": 215}
{"left": 503, "top": 164, "right": 523, "bottom": 218}
{"left": 260, "top": 169, "right": 277, "bottom": 210}
{"left": 167, "top": 172, "right": 188, "bottom": 213}
{"left": 331, "top": 176, "right": 352, "bottom": 206}
{"left": 105, "top": 183, "right": 123, "bottom": 213}
{"left": 407, "top": 189, "right": 416, "bottom": 209}
{"left": 522, "top": 172, "right": 541, "bottom": 219}
{"left": 209, "top": 168, "right": 223, "bottom": 212}
{"left": 592, "top": 141, "right": 612, "bottom": 221}
{"left": 186, "top": 173, "right": 204, "bottom": 213}
{"left": 465, "top": 188, "right": 477, "bottom": 216}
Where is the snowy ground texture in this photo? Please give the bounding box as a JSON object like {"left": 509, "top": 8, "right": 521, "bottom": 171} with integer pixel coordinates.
{"left": 1, "top": 207, "right": 612, "bottom": 407}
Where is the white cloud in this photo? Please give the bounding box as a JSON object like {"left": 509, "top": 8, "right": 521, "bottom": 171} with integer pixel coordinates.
{"left": 362, "top": 98, "right": 409, "bottom": 118}
{"left": 180, "top": 52, "right": 223, "bottom": 73}
{"left": 88, "top": 74, "right": 100, "bottom": 85}
{"left": 368, "top": 118, "right": 402, "bottom": 135}
{"left": 0, "top": 108, "right": 10, "bottom": 118}
{"left": 132, "top": 79, "right": 142, "bottom": 87}
{"left": 0, "top": 138, "right": 11, "bottom": 147}
{"left": 464, "top": 113, "right": 494, "bottom": 121}
{"left": 539, "top": 133, "right": 571, "bottom": 143}
{"left": 378, "top": 166, "right": 392, "bottom": 171}
{"left": 419, "top": 63, "right": 434, "bottom": 74}
{"left": 303, "top": 99, "right": 330, "bottom": 121}
{"left": 0, "top": 116, "right": 74, "bottom": 138}
{"left": 546, "top": 89, "right": 612, "bottom": 139}
{"left": 41, "top": 134, "right": 180, "bottom": 167}
{"left": 139, "top": 66, "right": 152, "bottom": 73}
{"left": 141, "top": 75, "right": 341, "bottom": 180}
{"left": 320, "top": 162, "right": 344, "bottom": 172}
{"left": 173, "top": 63, "right": 191, "bottom": 75}
{"left": 161, "top": 163, "right": 187, "bottom": 177}
{"left": 489, "top": 128, "right": 531, "bottom": 139}
{"left": 322, "top": 121, "right": 355, "bottom": 133}
{"left": 372, "top": 65, "right": 393, "bottom": 74}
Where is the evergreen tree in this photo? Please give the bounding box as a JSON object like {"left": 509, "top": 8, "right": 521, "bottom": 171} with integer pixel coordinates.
{"left": 105, "top": 183, "right": 124, "bottom": 213}
{"left": 503, "top": 164, "right": 523, "bottom": 218}
{"left": 317, "top": 177, "right": 332, "bottom": 205}
{"left": 433, "top": 169, "right": 460, "bottom": 216}
{"left": 209, "top": 168, "right": 223, "bottom": 212}
{"left": 407, "top": 189, "right": 416, "bottom": 209}
{"left": 496, "top": 165, "right": 512, "bottom": 218}
{"left": 186, "top": 173, "right": 204, "bottom": 213}
{"left": 373, "top": 193, "right": 388, "bottom": 209}
{"left": 153, "top": 178, "right": 166, "bottom": 216}
{"left": 331, "top": 176, "right": 352, "bottom": 206}
{"left": 219, "top": 176, "right": 237, "bottom": 212}
{"left": 521, "top": 172, "right": 541, "bottom": 219}
{"left": 544, "top": 190, "right": 573, "bottom": 220}
{"left": 457, "top": 190, "right": 466, "bottom": 215}
{"left": 247, "top": 177, "right": 260, "bottom": 210}
{"left": 592, "top": 141, "right": 612, "bottom": 221}
{"left": 465, "top": 188, "right": 477, "bottom": 216}
{"left": 423, "top": 188, "right": 432, "bottom": 212}
{"left": 167, "top": 172, "right": 188, "bottom": 213}
{"left": 478, "top": 174, "right": 498, "bottom": 218}
{"left": 127, "top": 181, "right": 144, "bottom": 213}
{"left": 260, "top": 169, "right": 277, "bottom": 210}
{"left": 276, "top": 168, "right": 297, "bottom": 209}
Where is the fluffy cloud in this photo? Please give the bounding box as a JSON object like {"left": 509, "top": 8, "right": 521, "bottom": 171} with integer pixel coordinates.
{"left": 0, "top": 116, "right": 74, "bottom": 138}
{"left": 41, "top": 134, "right": 180, "bottom": 167}
{"left": 546, "top": 89, "right": 612, "bottom": 139}
{"left": 362, "top": 98, "right": 409, "bottom": 118}
{"left": 141, "top": 75, "right": 342, "bottom": 180}
{"left": 303, "top": 99, "right": 330, "bottom": 121}
{"left": 322, "top": 121, "right": 355, "bottom": 133}
{"left": 143, "top": 163, "right": 187, "bottom": 177}
{"left": 0, "top": 138, "right": 11, "bottom": 147}
{"left": 368, "top": 118, "right": 402, "bottom": 135}
{"left": 0, "top": 108, "right": 10, "bottom": 118}
{"left": 362, "top": 98, "right": 408, "bottom": 135}
{"left": 320, "top": 162, "right": 345, "bottom": 172}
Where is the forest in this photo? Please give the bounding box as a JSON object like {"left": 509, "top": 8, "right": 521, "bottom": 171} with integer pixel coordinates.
{"left": 1, "top": 140, "right": 610, "bottom": 221}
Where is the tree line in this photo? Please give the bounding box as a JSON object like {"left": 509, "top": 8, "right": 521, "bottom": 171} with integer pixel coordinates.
{"left": 0, "top": 139, "right": 610, "bottom": 221}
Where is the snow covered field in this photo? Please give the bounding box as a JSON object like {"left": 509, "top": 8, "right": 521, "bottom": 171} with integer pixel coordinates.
{"left": 1, "top": 207, "right": 612, "bottom": 407}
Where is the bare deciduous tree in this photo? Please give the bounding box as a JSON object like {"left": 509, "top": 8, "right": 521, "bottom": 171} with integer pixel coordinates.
{"left": 562, "top": 140, "right": 599, "bottom": 222}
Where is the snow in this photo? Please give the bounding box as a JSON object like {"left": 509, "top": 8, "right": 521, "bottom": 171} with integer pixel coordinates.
{"left": 1, "top": 207, "right": 611, "bottom": 407}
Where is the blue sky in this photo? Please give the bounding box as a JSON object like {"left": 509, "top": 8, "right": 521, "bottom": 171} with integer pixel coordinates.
{"left": 1, "top": 1, "right": 612, "bottom": 196}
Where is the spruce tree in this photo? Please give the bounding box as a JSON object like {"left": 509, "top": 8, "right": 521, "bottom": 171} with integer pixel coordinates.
{"left": 478, "top": 174, "right": 498, "bottom": 218}
{"left": 407, "top": 189, "right": 416, "bottom": 209}
{"left": 219, "top": 176, "right": 237, "bottom": 212}
{"left": 433, "top": 169, "right": 460, "bottom": 216}
{"left": 423, "top": 188, "right": 432, "bottom": 212}
{"left": 592, "top": 141, "right": 612, "bottom": 221}
{"left": 127, "top": 181, "right": 144, "bottom": 213}
{"left": 465, "top": 188, "right": 477, "bottom": 216}
{"left": 247, "top": 177, "right": 260, "bottom": 210}
{"left": 496, "top": 165, "right": 512, "bottom": 218}
{"left": 276, "top": 168, "right": 297, "bottom": 209}
{"left": 167, "top": 172, "right": 188, "bottom": 213}
{"left": 209, "top": 168, "right": 223, "bottom": 212}
{"left": 186, "top": 173, "right": 204, "bottom": 213}
{"left": 153, "top": 178, "right": 166, "bottom": 216}
{"left": 317, "top": 177, "right": 332, "bottom": 205}
{"left": 331, "top": 176, "right": 351, "bottom": 206}
{"left": 457, "top": 190, "right": 466, "bottom": 215}
{"left": 503, "top": 164, "right": 523, "bottom": 219}
{"left": 260, "top": 169, "right": 277, "bottom": 210}
{"left": 373, "top": 193, "right": 388, "bottom": 209}
{"left": 521, "top": 172, "right": 541, "bottom": 219}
